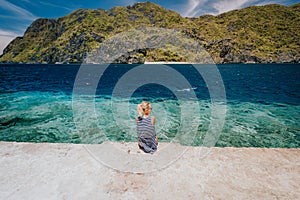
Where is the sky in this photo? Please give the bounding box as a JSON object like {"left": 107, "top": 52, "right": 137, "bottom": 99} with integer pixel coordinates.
{"left": 0, "top": 0, "right": 299, "bottom": 55}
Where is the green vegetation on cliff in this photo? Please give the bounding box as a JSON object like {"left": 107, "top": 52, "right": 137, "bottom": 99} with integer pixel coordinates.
{"left": 0, "top": 2, "right": 299, "bottom": 63}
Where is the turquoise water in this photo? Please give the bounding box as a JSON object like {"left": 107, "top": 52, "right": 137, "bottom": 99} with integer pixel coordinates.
{"left": 0, "top": 64, "right": 299, "bottom": 147}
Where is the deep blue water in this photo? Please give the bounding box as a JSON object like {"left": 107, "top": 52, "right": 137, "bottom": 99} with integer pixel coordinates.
{"left": 0, "top": 63, "right": 299, "bottom": 147}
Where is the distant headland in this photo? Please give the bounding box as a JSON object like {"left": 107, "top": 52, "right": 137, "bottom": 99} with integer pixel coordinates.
{"left": 0, "top": 2, "right": 299, "bottom": 64}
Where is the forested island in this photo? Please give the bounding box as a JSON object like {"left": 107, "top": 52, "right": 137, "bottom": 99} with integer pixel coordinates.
{"left": 0, "top": 2, "right": 299, "bottom": 64}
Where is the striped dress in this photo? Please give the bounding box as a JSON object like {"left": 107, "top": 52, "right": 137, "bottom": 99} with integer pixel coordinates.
{"left": 137, "top": 116, "right": 157, "bottom": 153}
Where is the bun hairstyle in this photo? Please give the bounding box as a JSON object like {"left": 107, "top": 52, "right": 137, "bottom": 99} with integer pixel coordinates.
{"left": 137, "top": 101, "right": 151, "bottom": 120}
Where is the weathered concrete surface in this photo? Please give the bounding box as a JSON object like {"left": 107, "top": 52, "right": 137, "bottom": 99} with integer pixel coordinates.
{"left": 0, "top": 141, "right": 299, "bottom": 200}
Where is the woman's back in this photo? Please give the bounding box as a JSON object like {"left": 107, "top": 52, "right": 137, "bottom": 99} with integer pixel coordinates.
{"left": 137, "top": 116, "right": 156, "bottom": 138}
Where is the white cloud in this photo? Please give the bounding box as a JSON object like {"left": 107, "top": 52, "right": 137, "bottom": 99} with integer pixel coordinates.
{"left": 0, "top": 0, "right": 37, "bottom": 56}
{"left": 183, "top": 0, "right": 209, "bottom": 17}
{"left": 253, "top": 0, "right": 286, "bottom": 6}
{"left": 0, "top": 0, "right": 37, "bottom": 21}
{"left": 212, "top": 0, "right": 255, "bottom": 15}
{"left": 0, "top": 30, "right": 19, "bottom": 55}
{"left": 38, "top": 1, "right": 73, "bottom": 11}
{"left": 179, "top": 0, "right": 287, "bottom": 17}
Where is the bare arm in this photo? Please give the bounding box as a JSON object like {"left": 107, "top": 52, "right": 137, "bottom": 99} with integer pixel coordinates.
{"left": 152, "top": 116, "right": 158, "bottom": 144}
{"left": 151, "top": 116, "right": 155, "bottom": 126}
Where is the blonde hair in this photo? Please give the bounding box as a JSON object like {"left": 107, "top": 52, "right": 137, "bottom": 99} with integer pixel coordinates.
{"left": 137, "top": 101, "right": 151, "bottom": 118}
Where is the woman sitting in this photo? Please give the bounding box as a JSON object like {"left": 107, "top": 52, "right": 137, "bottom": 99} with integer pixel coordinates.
{"left": 136, "top": 101, "right": 158, "bottom": 154}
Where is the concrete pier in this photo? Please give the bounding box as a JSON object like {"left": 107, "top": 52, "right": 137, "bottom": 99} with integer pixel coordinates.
{"left": 0, "top": 141, "right": 299, "bottom": 199}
